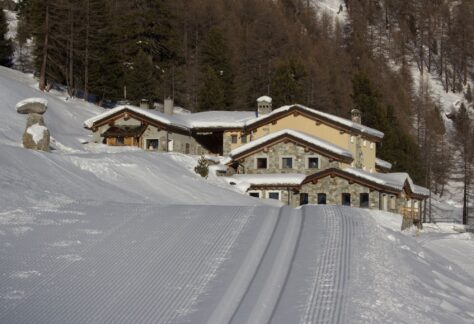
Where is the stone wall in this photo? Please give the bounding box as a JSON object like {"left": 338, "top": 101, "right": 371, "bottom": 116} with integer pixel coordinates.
{"left": 247, "top": 188, "right": 297, "bottom": 207}
{"left": 92, "top": 116, "right": 208, "bottom": 155}
{"left": 141, "top": 126, "right": 207, "bottom": 155}
{"left": 299, "top": 176, "right": 379, "bottom": 208}
{"left": 237, "top": 141, "right": 338, "bottom": 174}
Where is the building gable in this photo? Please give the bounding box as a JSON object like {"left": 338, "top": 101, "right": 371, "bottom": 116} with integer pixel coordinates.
{"left": 88, "top": 108, "right": 189, "bottom": 136}
{"left": 245, "top": 105, "right": 383, "bottom": 142}
{"left": 302, "top": 168, "right": 401, "bottom": 195}
{"left": 229, "top": 132, "right": 353, "bottom": 164}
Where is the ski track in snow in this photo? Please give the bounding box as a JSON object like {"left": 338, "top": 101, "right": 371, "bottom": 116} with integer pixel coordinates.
{"left": 302, "top": 206, "right": 351, "bottom": 324}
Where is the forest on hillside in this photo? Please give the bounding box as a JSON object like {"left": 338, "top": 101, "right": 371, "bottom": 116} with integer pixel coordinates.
{"left": 0, "top": 0, "right": 473, "bottom": 222}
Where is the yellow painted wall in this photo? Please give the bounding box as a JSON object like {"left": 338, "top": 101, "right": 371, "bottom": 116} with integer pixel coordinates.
{"left": 251, "top": 114, "right": 350, "bottom": 148}
{"left": 223, "top": 113, "right": 377, "bottom": 170}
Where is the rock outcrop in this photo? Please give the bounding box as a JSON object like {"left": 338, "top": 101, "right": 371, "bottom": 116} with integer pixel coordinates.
{"left": 16, "top": 98, "right": 48, "bottom": 115}
{"left": 16, "top": 98, "right": 50, "bottom": 151}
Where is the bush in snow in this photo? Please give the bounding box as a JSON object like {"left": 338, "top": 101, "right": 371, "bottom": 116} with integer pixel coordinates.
{"left": 194, "top": 155, "right": 209, "bottom": 178}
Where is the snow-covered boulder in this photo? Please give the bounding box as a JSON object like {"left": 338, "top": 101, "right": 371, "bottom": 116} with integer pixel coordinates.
{"left": 22, "top": 113, "right": 50, "bottom": 151}
{"left": 16, "top": 98, "right": 48, "bottom": 115}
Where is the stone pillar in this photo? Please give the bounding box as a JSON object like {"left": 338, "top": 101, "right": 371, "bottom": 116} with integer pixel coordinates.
{"left": 16, "top": 98, "right": 50, "bottom": 152}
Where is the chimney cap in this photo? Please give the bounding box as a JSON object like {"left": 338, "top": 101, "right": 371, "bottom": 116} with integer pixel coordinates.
{"left": 351, "top": 108, "right": 361, "bottom": 123}
{"left": 351, "top": 108, "right": 361, "bottom": 114}
{"left": 257, "top": 96, "right": 272, "bottom": 103}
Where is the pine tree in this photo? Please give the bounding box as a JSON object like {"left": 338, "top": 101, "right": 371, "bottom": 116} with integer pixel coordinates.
{"left": 194, "top": 155, "right": 209, "bottom": 178}
{"left": 465, "top": 84, "right": 472, "bottom": 103}
{"left": 198, "top": 67, "right": 226, "bottom": 111}
{"left": 271, "top": 59, "right": 307, "bottom": 107}
{"left": 198, "top": 27, "right": 234, "bottom": 110}
{"left": 352, "top": 74, "right": 425, "bottom": 183}
{"left": 0, "top": 8, "right": 12, "bottom": 66}
{"left": 125, "top": 49, "right": 157, "bottom": 104}
{"left": 453, "top": 103, "right": 473, "bottom": 225}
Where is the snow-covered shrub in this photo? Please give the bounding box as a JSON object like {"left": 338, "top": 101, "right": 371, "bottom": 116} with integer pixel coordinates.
{"left": 194, "top": 155, "right": 209, "bottom": 178}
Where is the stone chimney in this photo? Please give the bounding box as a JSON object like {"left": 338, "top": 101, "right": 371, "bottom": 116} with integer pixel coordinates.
{"left": 164, "top": 98, "right": 174, "bottom": 115}
{"left": 351, "top": 108, "right": 361, "bottom": 124}
{"left": 140, "top": 99, "right": 150, "bottom": 109}
{"left": 257, "top": 96, "right": 272, "bottom": 117}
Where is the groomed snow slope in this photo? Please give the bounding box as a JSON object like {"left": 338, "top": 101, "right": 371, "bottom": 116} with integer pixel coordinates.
{"left": 0, "top": 68, "right": 473, "bottom": 323}
{"left": 1, "top": 205, "right": 473, "bottom": 323}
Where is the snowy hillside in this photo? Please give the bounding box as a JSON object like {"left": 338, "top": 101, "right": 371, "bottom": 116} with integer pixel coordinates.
{"left": 311, "top": 0, "right": 348, "bottom": 23}
{"left": 0, "top": 67, "right": 473, "bottom": 323}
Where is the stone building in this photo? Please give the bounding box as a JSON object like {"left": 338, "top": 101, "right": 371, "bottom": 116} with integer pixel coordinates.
{"left": 84, "top": 96, "right": 429, "bottom": 226}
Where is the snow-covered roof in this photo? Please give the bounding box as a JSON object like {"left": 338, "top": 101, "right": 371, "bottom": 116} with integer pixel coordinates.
{"left": 230, "top": 173, "right": 306, "bottom": 192}
{"left": 229, "top": 129, "right": 353, "bottom": 159}
{"left": 245, "top": 104, "right": 384, "bottom": 139}
{"left": 84, "top": 105, "right": 255, "bottom": 130}
{"left": 83, "top": 105, "right": 188, "bottom": 130}
{"left": 257, "top": 96, "right": 272, "bottom": 103}
{"left": 375, "top": 158, "right": 392, "bottom": 170}
{"left": 344, "top": 168, "right": 429, "bottom": 197}
{"left": 84, "top": 103, "right": 384, "bottom": 139}
{"left": 179, "top": 111, "right": 255, "bottom": 129}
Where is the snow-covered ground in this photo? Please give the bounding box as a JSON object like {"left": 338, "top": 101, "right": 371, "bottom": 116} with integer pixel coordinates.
{"left": 311, "top": 0, "right": 348, "bottom": 23}
{"left": 0, "top": 67, "right": 473, "bottom": 323}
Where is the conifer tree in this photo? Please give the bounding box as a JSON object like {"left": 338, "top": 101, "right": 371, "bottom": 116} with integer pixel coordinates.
{"left": 271, "top": 59, "right": 307, "bottom": 108}
{"left": 125, "top": 49, "right": 157, "bottom": 104}
{"left": 0, "top": 8, "right": 12, "bottom": 66}
{"left": 453, "top": 103, "right": 473, "bottom": 225}
{"left": 198, "top": 27, "right": 234, "bottom": 110}
{"left": 352, "top": 74, "right": 425, "bottom": 183}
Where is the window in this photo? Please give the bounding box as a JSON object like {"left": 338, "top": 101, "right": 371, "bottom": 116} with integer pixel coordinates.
{"left": 146, "top": 139, "right": 159, "bottom": 150}
{"left": 307, "top": 157, "right": 319, "bottom": 169}
{"left": 256, "top": 157, "right": 268, "bottom": 169}
{"left": 360, "top": 193, "right": 369, "bottom": 208}
{"left": 350, "top": 136, "right": 355, "bottom": 143}
{"left": 268, "top": 191, "right": 280, "bottom": 200}
{"left": 390, "top": 195, "right": 396, "bottom": 209}
{"left": 116, "top": 136, "right": 125, "bottom": 145}
{"left": 363, "top": 140, "right": 367, "bottom": 147}
{"left": 231, "top": 135, "right": 238, "bottom": 144}
{"left": 406, "top": 199, "right": 411, "bottom": 207}
{"left": 241, "top": 135, "right": 247, "bottom": 144}
{"left": 370, "top": 142, "right": 374, "bottom": 149}
{"left": 342, "top": 193, "right": 351, "bottom": 206}
{"left": 317, "top": 193, "right": 327, "bottom": 205}
{"left": 300, "top": 193, "right": 309, "bottom": 206}
{"left": 185, "top": 143, "right": 190, "bottom": 154}
{"left": 281, "top": 157, "right": 293, "bottom": 169}
{"left": 249, "top": 191, "right": 260, "bottom": 198}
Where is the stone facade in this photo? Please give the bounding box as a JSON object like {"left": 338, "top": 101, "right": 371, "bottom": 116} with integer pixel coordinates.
{"left": 237, "top": 141, "right": 340, "bottom": 175}
{"left": 247, "top": 188, "right": 295, "bottom": 206}
{"left": 92, "top": 116, "right": 208, "bottom": 155}
{"left": 299, "top": 176, "right": 379, "bottom": 208}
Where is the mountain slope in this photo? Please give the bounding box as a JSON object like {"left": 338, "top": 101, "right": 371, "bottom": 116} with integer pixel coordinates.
{"left": 0, "top": 68, "right": 473, "bottom": 323}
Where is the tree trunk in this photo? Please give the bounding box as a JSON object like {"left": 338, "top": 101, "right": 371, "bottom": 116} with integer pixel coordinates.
{"left": 84, "top": 0, "right": 90, "bottom": 100}
{"left": 68, "top": 6, "right": 74, "bottom": 96}
{"left": 39, "top": 1, "right": 49, "bottom": 91}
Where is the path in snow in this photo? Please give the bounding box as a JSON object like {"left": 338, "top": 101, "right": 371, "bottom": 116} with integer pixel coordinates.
{"left": 1, "top": 203, "right": 473, "bottom": 323}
